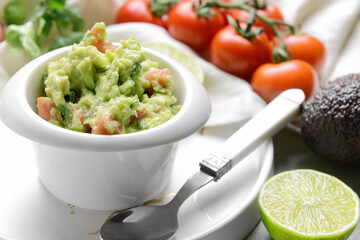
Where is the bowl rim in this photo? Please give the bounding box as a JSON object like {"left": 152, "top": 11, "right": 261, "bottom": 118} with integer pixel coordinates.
{"left": 0, "top": 45, "right": 211, "bottom": 151}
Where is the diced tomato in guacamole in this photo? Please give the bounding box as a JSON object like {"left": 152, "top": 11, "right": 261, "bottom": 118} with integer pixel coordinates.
{"left": 91, "top": 110, "right": 121, "bottom": 135}
{"left": 145, "top": 69, "right": 169, "bottom": 93}
{"left": 90, "top": 23, "right": 115, "bottom": 53}
{"left": 37, "top": 97, "right": 62, "bottom": 124}
{"left": 130, "top": 110, "right": 147, "bottom": 124}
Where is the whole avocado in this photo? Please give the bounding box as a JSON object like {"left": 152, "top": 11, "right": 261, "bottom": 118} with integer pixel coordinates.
{"left": 301, "top": 73, "right": 360, "bottom": 164}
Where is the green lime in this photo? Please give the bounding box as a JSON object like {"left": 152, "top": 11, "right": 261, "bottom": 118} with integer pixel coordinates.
{"left": 141, "top": 41, "right": 204, "bottom": 83}
{"left": 259, "top": 169, "right": 360, "bottom": 240}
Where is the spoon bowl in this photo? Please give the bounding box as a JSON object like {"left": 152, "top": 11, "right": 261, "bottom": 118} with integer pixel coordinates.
{"left": 101, "top": 205, "right": 178, "bottom": 240}
{"left": 101, "top": 169, "right": 214, "bottom": 240}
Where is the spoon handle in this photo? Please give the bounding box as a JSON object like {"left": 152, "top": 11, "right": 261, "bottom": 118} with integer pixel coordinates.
{"left": 200, "top": 89, "right": 305, "bottom": 180}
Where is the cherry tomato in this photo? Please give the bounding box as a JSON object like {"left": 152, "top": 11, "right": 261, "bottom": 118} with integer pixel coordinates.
{"left": 167, "top": 0, "right": 226, "bottom": 52}
{"left": 250, "top": 60, "right": 319, "bottom": 103}
{"left": 115, "top": 0, "right": 168, "bottom": 29}
{"left": 271, "top": 34, "right": 326, "bottom": 74}
{"left": 231, "top": 3, "right": 283, "bottom": 39}
{"left": 210, "top": 25, "right": 271, "bottom": 81}
{"left": 0, "top": 23, "right": 4, "bottom": 42}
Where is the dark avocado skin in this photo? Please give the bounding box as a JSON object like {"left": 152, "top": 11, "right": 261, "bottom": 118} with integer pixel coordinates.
{"left": 301, "top": 73, "right": 360, "bottom": 164}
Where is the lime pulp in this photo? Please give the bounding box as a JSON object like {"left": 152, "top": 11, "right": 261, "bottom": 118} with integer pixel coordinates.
{"left": 258, "top": 169, "right": 360, "bottom": 240}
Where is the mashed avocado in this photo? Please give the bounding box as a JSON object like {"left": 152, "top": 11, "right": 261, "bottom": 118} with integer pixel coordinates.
{"left": 37, "top": 22, "right": 181, "bottom": 135}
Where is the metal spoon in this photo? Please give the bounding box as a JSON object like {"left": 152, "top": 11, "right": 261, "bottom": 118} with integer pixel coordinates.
{"left": 100, "top": 89, "right": 305, "bottom": 240}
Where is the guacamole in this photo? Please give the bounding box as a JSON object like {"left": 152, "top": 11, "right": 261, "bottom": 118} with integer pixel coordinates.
{"left": 37, "top": 22, "right": 181, "bottom": 135}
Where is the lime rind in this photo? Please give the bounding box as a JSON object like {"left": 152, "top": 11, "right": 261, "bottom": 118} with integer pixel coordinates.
{"left": 140, "top": 41, "right": 204, "bottom": 83}
{"left": 258, "top": 169, "right": 360, "bottom": 240}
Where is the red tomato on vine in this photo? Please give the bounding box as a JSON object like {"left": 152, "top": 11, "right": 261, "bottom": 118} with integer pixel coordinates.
{"left": 167, "top": 0, "right": 226, "bottom": 52}
{"left": 116, "top": 0, "right": 168, "bottom": 28}
{"left": 250, "top": 60, "right": 319, "bottom": 103}
{"left": 231, "top": 3, "right": 283, "bottom": 38}
{"left": 271, "top": 34, "right": 326, "bottom": 74}
{"left": 210, "top": 24, "right": 271, "bottom": 81}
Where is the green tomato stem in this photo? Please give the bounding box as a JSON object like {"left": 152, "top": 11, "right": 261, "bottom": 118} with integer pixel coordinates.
{"left": 226, "top": 13, "right": 263, "bottom": 39}
{"left": 252, "top": 0, "right": 266, "bottom": 9}
{"left": 149, "top": 0, "right": 178, "bottom": 17}
{"left": 271, "top": 19, "right": 296, "bottom": 34}
{"left": 245, "top": 7, "right": 256, "bottom": 33}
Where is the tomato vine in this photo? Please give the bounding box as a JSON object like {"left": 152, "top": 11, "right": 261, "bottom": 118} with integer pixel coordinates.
{"left": 196, "top": 0, "right": 295, "bottom": 63}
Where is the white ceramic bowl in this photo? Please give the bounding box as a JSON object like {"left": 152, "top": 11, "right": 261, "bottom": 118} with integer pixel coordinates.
{"left": 0, "top": 46, "right": 211, "bottom": 211}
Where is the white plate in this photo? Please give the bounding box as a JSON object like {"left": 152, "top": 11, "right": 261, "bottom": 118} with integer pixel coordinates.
{"left": 0, "top": 119, "right": 273, "bottom": 240}
{"left": 0, "top": 5, "right": 271, "bottom": 237}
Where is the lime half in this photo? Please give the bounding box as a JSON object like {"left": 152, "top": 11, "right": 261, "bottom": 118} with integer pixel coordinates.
{"left": 141, "top": 41, "right": 204, "bottom": 83}
{"left": 259, "top": 169, "right": 360, "bottom": 240}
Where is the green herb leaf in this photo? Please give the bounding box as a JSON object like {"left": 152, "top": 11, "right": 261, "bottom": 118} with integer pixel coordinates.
{"left": 49, "top": 0, "right": 66, "bottom": 10}
{"left": 38, "top": 15, "right": 53, "bottom": 36}
{"left": 5, "top": 24, "right": 42, "bottom": 56}
{"left": 49, "top": 31, "right": 84, "bottom": 51}
{"left": 57, "top": 104, "right": 72, "bottom": 121}
{"left": 6, "top": 0, "right": 85, "bottom": 57}
{"left": 51, "top": 6, "right": 85, "bottom": 33}
{"left": 64, "top": 91, "right": 76, "bottom": 102}
{"left": 21, "top": 33, "right": 42, "bottom": 57}
{"left": 66, "top": 7, "right": 85, "bottom": 31}
{"left": 4, "top": 25, "right": 23, "bottom": 49}
{"left": 4, "top": 0, "right": 26, "bottom": 25}
{"left": 136, "top": 121, "right": 143, "bottom": 130}
{"left": 31, "top": 4, "right": 46, "bottom": 21}
{"left": 130, "top": 63, "right": 142, "bottom": 78}
{"left": 53, "top": 9, "right": 72, "bottom": 30}
{"left": 97, "top": 65, "right": 108, "bottom": 72}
